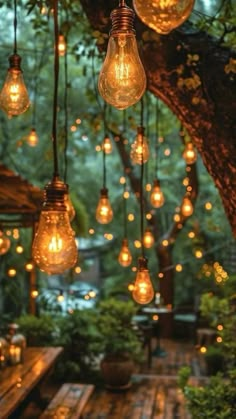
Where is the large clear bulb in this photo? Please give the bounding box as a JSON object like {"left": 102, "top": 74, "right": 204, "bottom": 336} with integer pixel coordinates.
{"left": 96, "top": 187, "right": 113, "bottom": 224}
{"left": 98, "top": 2, "right": 146, "bottom": 110}
{"left": 150, "top": 179, "right": 165, "bottom": 208}
{"left": 132, "top": 257, "right": 154, "bottom": 304}
{"left": 0, "top": 54, "right": 30, "bottom": 116}
{"left": 118, "top": 238, "right": 132, "bottom": 267}
{"left": 181, "top": 195, "right": 193, "bottom": 217}
{"left": 32, "top": 210, "right": 77, "bottom": 274}
{"left": 133, "top": 0, "right": 195, "bottom": 35}
{"left": 130, "top": 126, "right": 149, "bottom": 164}
{"left": 182, "top": 142, "right": 197, "bottom": 165}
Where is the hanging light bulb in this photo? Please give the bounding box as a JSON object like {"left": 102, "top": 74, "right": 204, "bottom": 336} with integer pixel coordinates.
{"left": 96, "top": 187, "right": 113, "bottom": 224}
{"left": 143, "top": 228, "right": 154, "bottom": 249}
{"left": 64, "top": 186, "right": 76, "bottom": 221}
{"left": 58, "top": 33, "right": 66, "bottom": 56}
{"left": 132, "top": 257, "right": 154, "bottom": 304}
{"left": 25, "top": 260, "right": 34, "bottom": 272}
{"left": 102, "top": 136, "right": 113, "bottom": 154}
{"left": 118, "top": 238, "right": 132, "bottom": 267}
{"left": 0, "top": 54, "right": 30, "bottom": 116}
{"left": 150, "top": 178, "right": 165, "bottom": 208}
{"left": 32, "top": 177, "right": 78, "bottom": 274}
{"left": 181, "top": 195, "right": 194, "bottom": 217}
{"left": 0, "top": 231, "right": 11, "bottom": 255}
{"left": 98, "top": 0, "right": 146, "bottom": 110}
{"left": 133, "top": 0, "right": 195, "bottom": 35}
{"left": 27, "top": 128, "right": 38, "bottom": 147}
{"left": 182, "top": 142, "right": 197, "bottom": 165}
{"left": 130, "top": 126, "right": 149, "bottom": 164}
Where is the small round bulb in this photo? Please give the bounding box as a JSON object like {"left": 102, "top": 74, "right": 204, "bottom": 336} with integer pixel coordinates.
{"left": 181, "top": 195, "right": 194, "bottom": 217}
{"left": 182, "top": 142, "right": 197, "bottom": 164}
{"left": 150, "top": 179, "right": 165, "bottom": 208}
{"left": 102, "top": 136, "right": 113, "bottom": 154}
{"left": 58, "top": 34, "right": 66, "bottom": 56}
{"left": 132, "top": 257, "right": 154, "bottom": 305}
{"left": 27, "top": 128, "right": 38, "bottom": 147}
{"left": 130, "top": 126, "right": 149, "bottom": 165}
{"left": 96, "top": 187, "right": 113, "bottom": 224}
{"left": 0, "top": 231, "right": 11, "bottom": 255}
{"left": 143, "top": 228, "right": 154, "bottom": 249}
{"left": 118, "top": 238, "right": 132, "bottom": 267}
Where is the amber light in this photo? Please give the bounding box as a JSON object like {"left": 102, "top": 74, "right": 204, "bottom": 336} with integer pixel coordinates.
{"left": 143, "top": 228, "right": 154, "bottom": 249}
{"left": 132, "top": 257, "right": 154, "bottom": 305}
{"left": 96, "top": 188, "right": 113, "bottom": 224}
{"left": 181, "top": 195, "right": 194, "bottom": 217}
{"left": 118, "top": 238, "right": 132, "bottom": 267}
{"left": 182, "top": 142, "right": 197, "bottom": 164}
{"left": 150, "top": 179, "right": 165, "bottom": 208}
{"left": 130, "top": 126, "right": 149, "bottom": 165}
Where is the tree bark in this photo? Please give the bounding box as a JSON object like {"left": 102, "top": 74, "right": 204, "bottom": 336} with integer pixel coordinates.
{"left": 80, "top": 0, "right": 236, "bottom": 237}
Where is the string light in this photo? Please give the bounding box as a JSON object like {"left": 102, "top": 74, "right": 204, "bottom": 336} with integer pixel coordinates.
{"left": 0, "top": 0, "right": 30, "bottom": 116}
{"left": 130, "top": 98, "right": 149, "bottom": 165}
{"left": 98, "top": 0, "right": 146, "bottom": 110}
{"left": 182, "top": 141, "right": 197, "bottom": 164}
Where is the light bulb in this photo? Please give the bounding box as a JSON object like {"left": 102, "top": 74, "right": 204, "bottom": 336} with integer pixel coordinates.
{"left": 32, "top": 178, "right": 78, "bottom": 274}
{"left": 102, "top": 136, "right": 113, "bottom": 154}
{"left": 133, "top": 0, "right": 195, "bottom": 35}
{"left": 130, "top": 126, "right": 149, "bottom": 164}
{"left": 150, "top": 179, "right": 165, "bottom": 208}
{"left": 0, "top": 231, "right": 11, "bottom": 255}
{"left": 181, "top": 195, "right": 194, "bottom": 217}
{"left": 58, "top": 34, "right": 66, "bottom": 56}
{"left": 27, "top": 128, "right": 38, "bottom": 147}
{"left": 143, "top": 228, "right": 154, "bottom": 249}
{"left": 182, "top": 142, "right": 197, "bottom": 164}
{"left": 0, "top": 54, "right": 30, "bottom": 116}
{"left": 132, "top": 257, "right": 154, "bottom": 304}
{"left": 98, "top": 1, "right": 146, "bottom": 110}
{"left": 96, "top": 187, "right": 113, "bottom": 224}
{"left": 118, "top": 238, "right": 132, "bottom": 267}
{"left": 25, "top": 261, "right": 34, "bottom": 272}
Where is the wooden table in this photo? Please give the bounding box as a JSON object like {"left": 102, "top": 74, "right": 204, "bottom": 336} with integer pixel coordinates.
{"left": 0, "top": 346, "right": 63, "bottom": 419}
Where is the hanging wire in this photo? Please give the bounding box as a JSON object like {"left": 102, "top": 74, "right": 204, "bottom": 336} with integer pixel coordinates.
{"left": 13, "top": 0, "right": 17, "bottom": 54}
{"left": 63, "top": 11, "right": 69, "bottom": 182}
{"left": 52, "top": 0, "right": 59, "bottom": 178}
{"left": 139, "top": 98, "right": 145, "bottom": 258}
{"left": 102, "top": 102, "right": 107, "bottom": 188}
{"left": 123, "top": 182, "right": 128, "bottom": 238}
{"left": 154, "top": 99, "right": 159, "bottom": 178}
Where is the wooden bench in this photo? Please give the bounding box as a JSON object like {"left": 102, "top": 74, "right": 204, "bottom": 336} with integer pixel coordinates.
{"left": 40, "top": 383, "right": 94, "bottom": 419}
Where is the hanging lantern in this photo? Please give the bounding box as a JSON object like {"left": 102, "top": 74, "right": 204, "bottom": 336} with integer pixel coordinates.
{"left": 181, "top": 195, "right": 194, "bottom": 217}
{"left": 98, "top": 0, "right": 146, "bottom": 110}
{"left": 27, "top": 128, "right": 39, "bottom": 147}
{"left": 118, "top": 238, "right": 132, "bottom": 267}
{"left": 133, "top": 0, "right": 195, "bottom": 35}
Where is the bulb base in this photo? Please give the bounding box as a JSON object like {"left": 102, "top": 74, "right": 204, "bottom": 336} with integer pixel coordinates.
{"left": 138, "top": 256, "right": 148, "bottom": 271}
{"left": 43, "top": 177, "right": 67, "bottom": 211}
{"left": 8, "top": 54, "right": 22, "bottom": 71}
{"left": 100, "top": 187, "right": 109, "bottom": 198}
{"left": 111, "top": 2, "right": 135, "bottom": 34}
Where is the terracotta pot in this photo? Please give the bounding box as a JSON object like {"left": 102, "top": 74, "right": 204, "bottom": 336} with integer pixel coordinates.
{"left": 100, "top": 355, "right": 134, "bottom": 390}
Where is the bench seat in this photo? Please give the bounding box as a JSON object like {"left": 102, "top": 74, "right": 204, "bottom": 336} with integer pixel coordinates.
{"left": 40, "top": 383, "right": 94, "bottom": 419}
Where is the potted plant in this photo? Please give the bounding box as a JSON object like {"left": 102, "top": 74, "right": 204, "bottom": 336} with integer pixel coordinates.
{"left": 96, "top": 298, "right": 143, "bottom": 390}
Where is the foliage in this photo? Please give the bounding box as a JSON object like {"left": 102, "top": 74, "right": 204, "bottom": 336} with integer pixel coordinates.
{"left": 53, "top": 309, "right": 102, "bottom": 382}
{"left": 16, "top": 313, "right": 55, "bottom": 346}
{"left": 96, "top": 298, "right": 143, "bottom": 362}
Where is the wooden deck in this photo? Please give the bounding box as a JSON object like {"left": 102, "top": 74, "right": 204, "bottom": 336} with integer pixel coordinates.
{"left": 18, "top": 339, "right": 206, "bottom": 418}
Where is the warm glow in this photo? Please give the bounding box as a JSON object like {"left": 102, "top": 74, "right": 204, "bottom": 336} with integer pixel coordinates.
{"left": 182, "top": 142, "right": 197, "bottom": 164}
{"left": 200, "top": 346, "right": 207, "bottom": 353}
{"left": 130, "top": 126, "right": 149, "bottom": 164}
{"left": 133, "top": 0, "right": 195, "bottom": 35}
{"left": 123, "top": 190, "right": 130, "bottom": 199}
{"left": 58, "top": 34, "right": 66, "bottom": 56}
{"left": 175, "top": 264, "right": 183, "bottom": 272}
{"left": 102, "top": 136, "right": 113, "bottom": 154}
{"left": 216, "top": 336, "right": 223, "bottom": 343}
{"left": 132, "top": 258, "right": 154, "bottom": 304}
{"left": 150, "top": 179, "right": 165, "bottom": 208}
{"left": 146, "top": 183, "right": 152, "bottom": 192}
{"left": 88, "top": 290, "right": 96, "bottom": 298}
{"left": 27, "top": 128, "right": 39, "bottom": 147}
{"left": 8, "top": 268, "right": 16, "bottom": 277}
{"left": 217, "top": 324, "right": 223, "bottom": 331}
{"left": 146, "top": 213, "right": 152, "bottom": 220}
{"left": 162, "top": 239, "right": 169, "bottom": 247}
{"left": 152, "top": 314, "right": 159, "bottom": 321}
{"left": 0, "top": 64, "right": 30, "bottom": 116}
{"left": 205, "top": 201, "right": 212, "bottom": 210}
{"left": 134, "top": 240, "right": 141, "bottom": 248}
{"left": 143, "top": 229, "right": 154, "bottom": 249}
{"left": 57, "top": 293, "right": 64, "bottom": 302}
{"left": 74, "top": 266, "right": 81, "bottom": 274}
{"left": 118, "top": 238, "right": 132, "bottom": 267}
{"left": 158, "top": 272, "right": 164, "bottom": 278}
{"left": 89, "top": 228, "right": 95, "bottom": 234}
{"left": 31, "top": 290, "right": 39, "bottom": 298}
{"left": 98, "top": 31, "right": 146, "bottom": 109}
{"left": 173, "top": 214, "right": 181, "bottom": 222}
{"left": 25, "top": 261, "right": 34, "bottom": 272}
{"left": 188, "top": 231, "right": 195, "bottom": 238}
{"left": 181, "top": 196, "right": 194, "bottom": 217}
{"left": 32, "top": 210, "right": 78, "bottom": 274}
{"left": 128, "top": 213, "right": 134, "bottom": 221}
{"left": 96, "top": 188, "right": 113, "bottom": 224}
{"left": 0, "top": 231, "right": 11, "bottom": 255}
{"left": 128, "top": 283, "right": 135, "bottom": 291}
{"left": 120, "top": 176, "right": 126, "bottom": 184}
{"left": 16, "top": 244, "right": 24, "bottom": 254}
{"left": 64, "top": 192, "right": 76, "bottom": 221}
{"left": 195, "top": 249, "right": 203, "bottom": 259}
